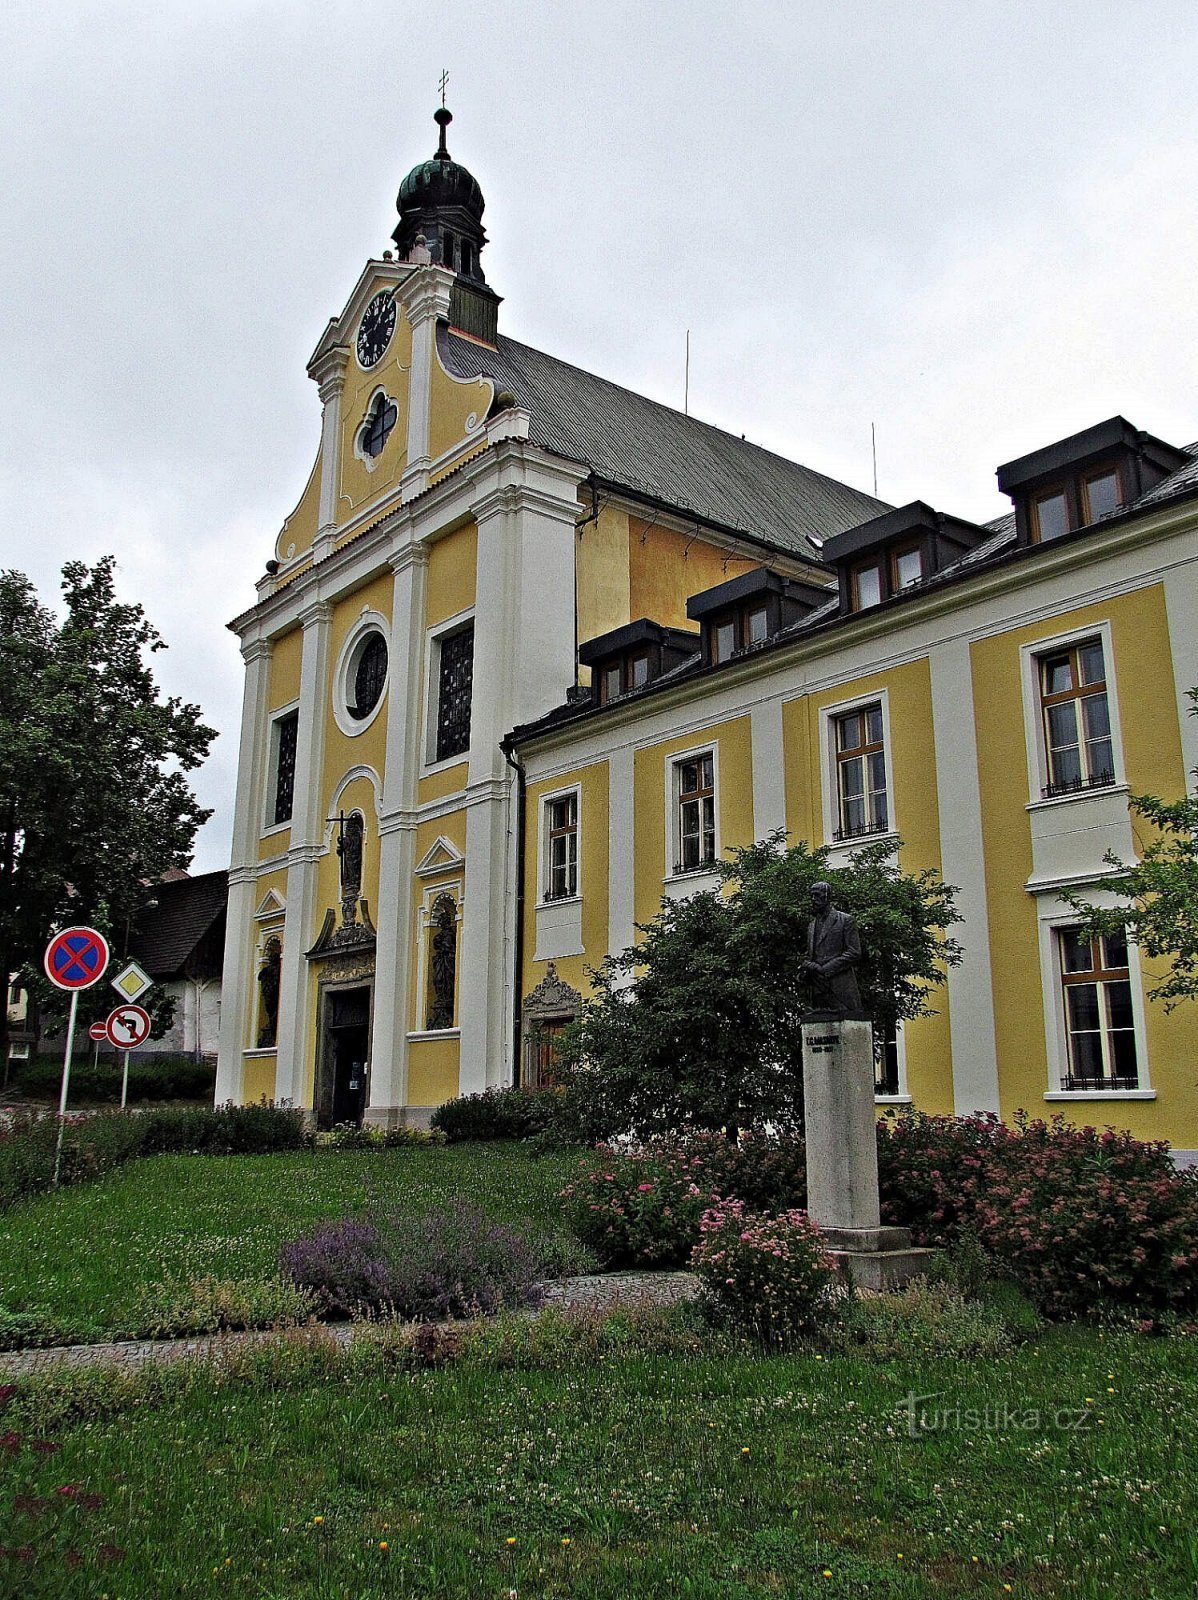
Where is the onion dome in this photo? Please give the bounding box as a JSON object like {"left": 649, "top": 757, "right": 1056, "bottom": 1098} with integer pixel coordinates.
{"left": 393, "top": 106, "right": 488, "bottom": 283}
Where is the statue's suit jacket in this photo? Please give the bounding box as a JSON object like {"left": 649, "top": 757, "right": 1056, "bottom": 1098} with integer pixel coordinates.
{"left": 806, "top": 909, "right": 862, "bottom": 975}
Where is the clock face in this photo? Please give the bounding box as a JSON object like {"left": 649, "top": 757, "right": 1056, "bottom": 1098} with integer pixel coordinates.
{"left": 356, "top": 291, "right": 396, "bottom": 369}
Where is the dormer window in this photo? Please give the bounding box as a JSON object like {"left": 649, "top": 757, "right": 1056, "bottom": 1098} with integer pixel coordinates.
{"left": 1032, "top": 488, "right": 1070, "bottom": 543}
{"left": 824, "top": 502, "right": 988, "bottom": 617}
{"left": 998, "top": 417, "right": 1189, "bottom": 548}
{"left": 890, "top": 542, "right": 923, "bottom": 591}
{"left": 709, "top": 601, "right": 773, "bottom": 663}
{"left": 688, "top": 567, "right": 828, "bottom": 662}
{"left": 852, "top": 561, "right": 883, "bottom": 610}
{"left": 1082, "top": 467, "right": 1120, "bottom": 522}
{"left": 579, "top": 619, "right": 700, "bottom": 706}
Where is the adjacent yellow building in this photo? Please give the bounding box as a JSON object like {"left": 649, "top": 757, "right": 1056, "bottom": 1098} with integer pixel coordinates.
{"left": 218, "top": 107, "right": 1198, "bottom": 1158}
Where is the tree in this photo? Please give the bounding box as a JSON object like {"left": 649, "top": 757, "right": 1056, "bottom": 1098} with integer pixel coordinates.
{"left": 1065, "top": 688, "right": 1198, "bottom": 1009}
{"left": 0, "top": 558, "right": 215, "bottom": 1064}
{"left": 557, "top": 832, "right": 961, "bottom": 1141}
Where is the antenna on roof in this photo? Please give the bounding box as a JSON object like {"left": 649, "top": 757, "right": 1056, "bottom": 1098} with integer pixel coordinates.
{"left": 871, "top": 422, "right": 878, "bottom": 497}
{"left": 684, "top": 330, "right": 690, "bottom": 416}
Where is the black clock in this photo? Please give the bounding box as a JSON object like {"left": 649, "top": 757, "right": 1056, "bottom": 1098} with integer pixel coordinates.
{"left": 356, "top": 291, "right": 396, "bottom": 368}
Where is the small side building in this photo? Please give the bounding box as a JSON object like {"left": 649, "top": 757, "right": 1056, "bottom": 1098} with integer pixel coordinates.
{"left": 128, "top": 872, "right": 228, "bottom": 1061}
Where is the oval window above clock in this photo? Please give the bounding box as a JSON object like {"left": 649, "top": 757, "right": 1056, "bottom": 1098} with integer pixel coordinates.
{"left": 358, "top": 392, "right": 398, "bottom": 460}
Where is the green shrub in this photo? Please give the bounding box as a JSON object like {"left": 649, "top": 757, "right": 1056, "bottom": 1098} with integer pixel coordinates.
{"left": 430, "top": 1086, "right": 559, "bottom": 1142}
{"left": 691, "top": 1199, "right": 841, "bottom": 1347}
{"left": 560, "top": 1144, "right": 712, "bottom": 1267}
{"left": 13, "top": 1054, "right": 215, "bottom": 1104}
{"left": 126, "top": 1275, "right": 316, "bottom": 1338}
{"left": 312, "top": 1121, "right": 445, "bottom": 1150}
{"left": 828, "top": 1281, "right": 1015, "bottom": 1360}
{"left": 137, "top": 1102, "right": 310, "bottom": 1156}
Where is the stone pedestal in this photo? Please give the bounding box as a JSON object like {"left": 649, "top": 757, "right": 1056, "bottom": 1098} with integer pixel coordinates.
{"left": 801, "top": 1013, "right": 933, "bottom": 1291}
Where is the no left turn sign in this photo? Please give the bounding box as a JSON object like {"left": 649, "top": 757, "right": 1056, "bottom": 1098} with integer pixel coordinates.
{"left": 104, "top": 1005, "right": 152, "bottom": 1050}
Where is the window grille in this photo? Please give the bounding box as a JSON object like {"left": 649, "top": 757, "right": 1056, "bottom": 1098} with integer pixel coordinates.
{"left": 350, "top": 633, "right": 388, "bottom": 720}
{"left": 272, "top": 712, "right": 298, "bottom": 826}
{"left": 436, "top": 625, "right": 474, "bottom": 762}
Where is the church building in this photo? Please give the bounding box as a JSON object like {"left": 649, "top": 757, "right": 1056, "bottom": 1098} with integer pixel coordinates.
{"left": 218, "top": 106, "right": 1198, "bottom": 1159}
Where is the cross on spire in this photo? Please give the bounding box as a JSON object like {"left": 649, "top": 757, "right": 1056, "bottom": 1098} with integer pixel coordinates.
{"left": 439, "top": 69, "right": 449, "bottom": 108}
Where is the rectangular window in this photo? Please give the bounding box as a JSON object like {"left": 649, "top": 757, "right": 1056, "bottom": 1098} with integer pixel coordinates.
{"left": 544, "top": 792, "right": 578, "bottom": 901}
{"left": 834, "top": 704, "right": 888, "bottom": 839}
{"left": 745, "top": 604, "right": 769, "bottom": 645}
{"left": 851, "top": 561, "right": 883, "bottom": 610}
{"left": 1032, "top": 488, "right": 1070, "bottom": 542}
{"left": 1082, "top": 467, "right": 1120, "bottom": 524}
{"left": 890, "top": 543, "right": 923, "bottom": 591}
{"left": 1038, "top": 638, "right": 1114, "bottom": 797}
{"left": 875, "top": 1019, "right": 901, "bottom": 1097}
{"left": 676, "top": 752, "right": 716, "bottom": 873}
{"left": 599, "top": 662, "right": 623, "bottom": 704}
{"left": 272, "top": 711, "right": 299, "bottom": 826}
{"left": 713, "top": 618, "right": 737, "bottom": 662}
{"left": 435, "top": 624, "right": 474, "bottom": 762}
{"left": 629, "top": 653, "right": 650, "bottom": 690}
{"left": 1058, "top": 927, "right": 1138, "bottom": 1090}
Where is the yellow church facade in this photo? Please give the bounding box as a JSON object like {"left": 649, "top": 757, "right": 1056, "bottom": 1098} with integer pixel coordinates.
{"left": 218, "top": 108, "right": 1198, "bottom": 1158}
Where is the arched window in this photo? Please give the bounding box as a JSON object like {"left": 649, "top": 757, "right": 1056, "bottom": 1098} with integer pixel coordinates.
{"left": 358, "top": 393, "right": 397, "bottom": 459}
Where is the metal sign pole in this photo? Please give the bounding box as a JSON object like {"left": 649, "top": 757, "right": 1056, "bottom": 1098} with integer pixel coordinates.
{"left": 53, "top": 990, "right": 80, "bottom": 1187}
{"left": 121, "top": 1049, "right": 130, "bottom": 1109}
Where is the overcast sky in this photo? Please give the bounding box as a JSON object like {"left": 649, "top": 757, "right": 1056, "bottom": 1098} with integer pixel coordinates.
{"left": 2, "top": 0, "right": 1196, "bottom": 873}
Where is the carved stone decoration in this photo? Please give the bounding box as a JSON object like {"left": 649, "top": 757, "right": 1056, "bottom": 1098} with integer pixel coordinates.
{"left": 306, "top": 899, "right": 377, "bottom": 961}
{"left": 522, "top": 962, "right": 583, "bottom": 1019}
{"left": 256, "top": 936, "right": 282, "bottom": 1048}
{"left": 426, "top": 893, "right": 458, "bottom": 1030}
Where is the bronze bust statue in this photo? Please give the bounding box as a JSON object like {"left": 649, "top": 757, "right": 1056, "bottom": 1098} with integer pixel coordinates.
{"left": 802, "top": 881, "right": 863, "bottom": 1014}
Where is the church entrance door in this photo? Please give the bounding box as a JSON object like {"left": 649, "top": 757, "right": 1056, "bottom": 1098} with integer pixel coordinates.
{"left": 322, "top": 985, "right": 371, "bottom": 1129}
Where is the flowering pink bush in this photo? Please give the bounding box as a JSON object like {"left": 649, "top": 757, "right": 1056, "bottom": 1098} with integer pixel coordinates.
{"left": 559, "top": 1144, "right": 712, "bottom": 1267}
{"left": 690, "top": 1199, "right": 840, "bottom": 1345}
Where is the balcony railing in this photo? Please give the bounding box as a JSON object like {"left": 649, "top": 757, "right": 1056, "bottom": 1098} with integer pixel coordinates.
{"left": 1059, "top": 1073, "right": 1139, "bottom": 1093}
{"left": 1042, "top": 770, "right": 1115, "bottom": 801}
{"left": 832, "top": 819, "right": 890, "bottom": 844}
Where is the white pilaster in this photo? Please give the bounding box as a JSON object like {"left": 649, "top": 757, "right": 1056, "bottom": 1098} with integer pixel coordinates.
{"left": 215, "top": 636, "right": 272, "bottom": 1103}
{"left": 310, "top": 350, "right": 349, "bottom": 563}
{"left": 1163, "top": 561, "right": 1198, "bottom": 793}
{"left": 452, "top": 449, "right": 584, "bottom": 1090}
{"left": 607, "top": 744, "right": 636, "bottom": 959}
{"left": 275, "top": 601, "right": 332, "bottom": 1105}
{"left": 401, "top": 268, "right": 453, "bottom": 500}
{"left": 750, "top": 698, "right": 787, "bottom": 843}
{"left": 366, "top": 542, "right": 429, "bottom": 1122}
{"left": 929, "top": 637, "right": 1001, "bottom": 1115}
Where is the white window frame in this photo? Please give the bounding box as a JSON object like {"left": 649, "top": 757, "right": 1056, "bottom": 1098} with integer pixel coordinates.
{"left": 539, "top": 783, "right": 582, "bottom": 905}
{"left": 819, "top": 687, "right": 898, "bottom": 857}
{"left": 422, "top": 606, "right": 476, "bottom": 772}
{"left": 263, "top": 700, "right": 300, "bottom": 834}
{"left": 875, "top": 1019, "right": 911, "bottom": 1105}
{"left": 1035, "top": 898, "right": 1154, "bottom": 1101}
{"left": 331, "top": 609, "right": 391, "bottom": 738}
{"left": 1020, "top": 620, "right": 1127, "bottom": 811}
{"left": 410, "top": 879, "right": 464, "bottom": 1039}
{"left": 665, "top": 742, "right": 721, "bottom": 882}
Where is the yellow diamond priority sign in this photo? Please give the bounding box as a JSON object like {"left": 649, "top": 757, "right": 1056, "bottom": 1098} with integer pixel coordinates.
{"left": 112, "top": 960, "right": 152, "bottom": 1003}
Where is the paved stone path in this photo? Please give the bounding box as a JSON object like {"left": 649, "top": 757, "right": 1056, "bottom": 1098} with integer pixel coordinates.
{"left": 0, "top": 1271, "right": 702, "bottom": 1380}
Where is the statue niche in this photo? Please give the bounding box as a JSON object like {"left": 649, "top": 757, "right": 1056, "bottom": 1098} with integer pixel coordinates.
{"left": 256, "top": 935, "right": 282, "bottom": 1048}
{"left": 426, "top": 893, "right": 458, "bottom": 1031}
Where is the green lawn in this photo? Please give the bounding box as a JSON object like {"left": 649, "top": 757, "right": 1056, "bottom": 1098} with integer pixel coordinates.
{"left": 0, "top": 1145, "right": 584, "bottom": 1339}
{"left": 2, "top": 1322, "right": 1195, "bottom": 1598}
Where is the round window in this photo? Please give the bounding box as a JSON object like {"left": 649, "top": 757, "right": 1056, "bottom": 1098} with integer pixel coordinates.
{"left": 348, "top": 632, "right": 388, "bottom": 721}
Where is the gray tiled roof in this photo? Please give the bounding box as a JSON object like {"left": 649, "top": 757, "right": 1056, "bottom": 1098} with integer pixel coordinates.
{"left": 1135, "top": 443, "right": 1198, "bottom": 507}
{"left": 442, "top": 330, "right": 888, "bottom": 560}
{"left": 128, "top": 871, "right": 228, "bottom": 980}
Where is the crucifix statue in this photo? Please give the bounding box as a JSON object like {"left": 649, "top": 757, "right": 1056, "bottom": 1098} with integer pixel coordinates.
{"left": 329, "top": 810, "right": 364, "bottom": 926}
